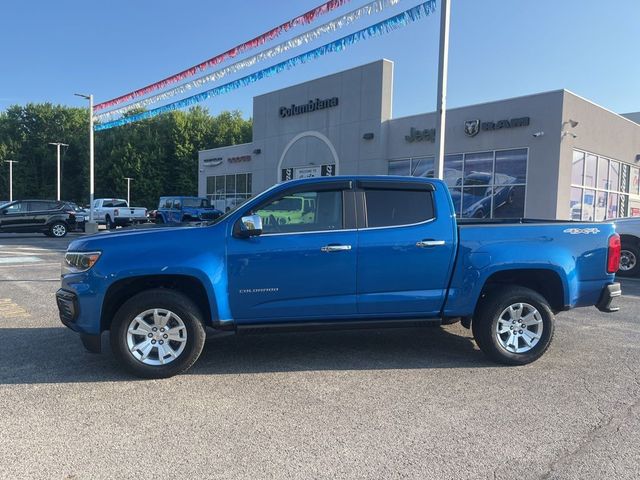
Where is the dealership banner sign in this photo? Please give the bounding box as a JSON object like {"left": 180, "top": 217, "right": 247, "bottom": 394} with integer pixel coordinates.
{"left": 282, "top": 164, "right": 336, "bottom": 181}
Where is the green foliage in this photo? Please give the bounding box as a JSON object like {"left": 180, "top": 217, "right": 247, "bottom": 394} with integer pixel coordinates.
{"left": 0, "top": 104, "right": 252, "bottom": 208}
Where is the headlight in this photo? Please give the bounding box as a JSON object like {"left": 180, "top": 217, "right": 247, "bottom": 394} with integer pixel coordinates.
{"left": 62, "top": 251, "right": 101, "bottom": 275}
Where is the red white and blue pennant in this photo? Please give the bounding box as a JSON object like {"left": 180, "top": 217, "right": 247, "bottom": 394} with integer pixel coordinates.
{"left": 94, "top": 0, "right": 437, "bottom": 131}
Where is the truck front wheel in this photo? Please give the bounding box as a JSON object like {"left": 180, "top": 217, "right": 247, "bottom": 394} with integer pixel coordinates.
{"left": 472, "top": 286, "right": 555, "bottom": 365}
{"left": 110, "top": 289, "right": 206, "bottom": 378}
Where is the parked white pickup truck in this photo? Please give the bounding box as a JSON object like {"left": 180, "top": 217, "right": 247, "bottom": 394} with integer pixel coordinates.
{"left": 92, "top": 198, "right": 147, "bottom": 229}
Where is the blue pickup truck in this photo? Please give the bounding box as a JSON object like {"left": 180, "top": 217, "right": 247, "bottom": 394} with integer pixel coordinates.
{"left": 57, "top": 176, "right": 621, "bottom": 378}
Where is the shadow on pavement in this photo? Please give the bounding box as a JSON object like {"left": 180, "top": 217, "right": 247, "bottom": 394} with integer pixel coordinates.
{"left": 0, "top": 325, "right": 491, "bottom": 385}
{"left": 619, "top": 277, "right": 640, "bottom": 298}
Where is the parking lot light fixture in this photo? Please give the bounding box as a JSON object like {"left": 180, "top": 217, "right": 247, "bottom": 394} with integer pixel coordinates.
{"left": 74, "top": 93, "right": 98, "bottom": 233}
{"left": 124, "top": 177, "right": 133, "bottom": 205}
{"left": 4, "top": 160, "right": 18, "bottom": 202}
{"left": 48, "top": 142, "right": 69, "bottom": 201}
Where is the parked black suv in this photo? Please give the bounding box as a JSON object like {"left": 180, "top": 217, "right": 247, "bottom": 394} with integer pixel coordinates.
{"left": 0, "top": 200, "right": 80, "bottom": 237}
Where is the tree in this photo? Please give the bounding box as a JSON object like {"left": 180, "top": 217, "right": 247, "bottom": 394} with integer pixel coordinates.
{"left": 0, "top": 104, "right": 252, "bottom": 208}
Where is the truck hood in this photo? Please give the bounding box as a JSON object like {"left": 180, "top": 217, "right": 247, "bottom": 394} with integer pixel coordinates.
{"left": 67, "top": 224, "right": 220, "bottom": 253}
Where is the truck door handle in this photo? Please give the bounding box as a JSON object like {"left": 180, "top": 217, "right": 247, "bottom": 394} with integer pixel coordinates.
{"left": 321, "top": 244, "right": 352, "bottom": 253}
{"left": 416, "top": 240, "right": 446, "bottom": 248}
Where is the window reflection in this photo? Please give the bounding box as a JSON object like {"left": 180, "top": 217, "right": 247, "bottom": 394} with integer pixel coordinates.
{"left": 389, "top": 149, "right": 527, "bottom": 218}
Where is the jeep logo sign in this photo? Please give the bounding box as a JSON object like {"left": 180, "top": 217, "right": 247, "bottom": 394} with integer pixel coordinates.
{"left": 405, "top": 127, "right": 436, "bottom": 143}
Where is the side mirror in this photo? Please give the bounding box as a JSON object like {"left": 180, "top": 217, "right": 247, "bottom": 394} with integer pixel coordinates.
{"left": 235, "top": 214, "right": 263, "bottom": 238}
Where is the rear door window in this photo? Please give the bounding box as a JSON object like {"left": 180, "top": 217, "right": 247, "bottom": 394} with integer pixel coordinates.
{"left": 364, "top": 189, "right": 435, "bottom": 228}
{"left": 28, "top": 201, "right": 59, "bottom": 212}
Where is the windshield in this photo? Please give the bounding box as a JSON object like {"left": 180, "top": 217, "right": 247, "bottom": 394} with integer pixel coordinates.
{"left": 260, "top": 197, "right": 302, "bottom": 211}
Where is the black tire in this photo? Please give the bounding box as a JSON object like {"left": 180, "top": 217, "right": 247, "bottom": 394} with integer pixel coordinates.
{"left": 155, "top": 215, "right": 164, "bottom": 224}
{"left": 110, "top": 289, "right": 206, "bottom": 379}
{"left": 618, "top": 243, "right": 640, "bottom": 277}
{"left": 472, "top": 286, "right": 555, "bottom": 365}
{"left": 49, "top": 221, "right": 68, "bottom": 238}
{"left": 105, "top": 215, "right": 115, "bottom": 230}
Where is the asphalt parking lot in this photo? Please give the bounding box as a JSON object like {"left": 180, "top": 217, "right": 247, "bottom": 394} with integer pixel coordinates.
{"left": 0, "top": 233, "right": 638, "bottom": 480}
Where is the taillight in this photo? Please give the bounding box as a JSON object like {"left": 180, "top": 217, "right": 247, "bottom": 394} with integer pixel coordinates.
{"left": 114, "top": 208, "right": 119, "bottom": 216}
{"left": 607, "top": 234, "right": 621, "bottom": 274}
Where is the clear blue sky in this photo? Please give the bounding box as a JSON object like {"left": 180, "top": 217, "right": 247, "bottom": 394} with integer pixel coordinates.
{"left": 1, "top": 0, "right": 639, "bottom": 119}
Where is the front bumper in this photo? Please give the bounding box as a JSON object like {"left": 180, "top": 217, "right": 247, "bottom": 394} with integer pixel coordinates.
{"left": 56, "top": 287, "right": 102, "bottom": 353}
{"left": 596, "top": 282, "right": 621, "bottom": 313}
{"left": 56, "top": 289, "right": 79, "bottom": 327}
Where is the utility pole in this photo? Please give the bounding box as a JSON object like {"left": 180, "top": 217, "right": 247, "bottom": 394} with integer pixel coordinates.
{"left": 74, "top": 93, "right": 98, "bottom": 233}
{"left": 49, "top": 142, "right": 69, "bottom": 201}
{"left": 434, "top": 0, "right": 451, "bottom": 180}
{"left": 4, "top": 160, "right": 18, "bottom": 202}
{"left": 124, "top": 177, "right": 133, "bottom": 205}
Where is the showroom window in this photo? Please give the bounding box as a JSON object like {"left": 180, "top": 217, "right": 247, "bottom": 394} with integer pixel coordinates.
{"left": 570, "top": 149, "right": 633, "bottom": 220}
{"left": 388, "top": 148, "right": 528, "bottom": 219}
{"left": 206, "top": 173, "right": 252, "bottom": 212}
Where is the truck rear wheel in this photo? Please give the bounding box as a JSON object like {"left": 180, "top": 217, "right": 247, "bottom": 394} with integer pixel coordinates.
{"left": 105, "top": 215, "right": 115, "bottom": 230}
{"left": 472, "top": 286, "right": 554, "bottom": 365}
{"left": 110, "top": 289, "right": 206, "bottom": 379}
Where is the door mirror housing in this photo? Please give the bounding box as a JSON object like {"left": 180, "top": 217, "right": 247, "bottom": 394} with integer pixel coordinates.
{"left": 235, "top": 214, "right": 263, "bottom": 238}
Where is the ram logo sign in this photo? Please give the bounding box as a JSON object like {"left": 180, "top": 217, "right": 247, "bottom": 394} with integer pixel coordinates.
{"left": 464, "top": 119, "right": 481, "bottom": 137}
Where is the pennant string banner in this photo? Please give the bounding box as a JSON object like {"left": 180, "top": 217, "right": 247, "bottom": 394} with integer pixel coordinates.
{"left": 96, "top": 0, "right": 403, "bottom": 121}
{"left": 93, "top": 0, "right": 352, "bottom": 111}
{"left": 95, "top": 0, "right": 436, "bottom": 131}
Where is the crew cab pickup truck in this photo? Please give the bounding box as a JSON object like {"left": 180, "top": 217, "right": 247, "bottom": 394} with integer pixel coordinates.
{"left": 92, "top": 198, "right": 147, "bottom": 229}
{"left": 57, "top": 176, "right": 622, "bottom": 378}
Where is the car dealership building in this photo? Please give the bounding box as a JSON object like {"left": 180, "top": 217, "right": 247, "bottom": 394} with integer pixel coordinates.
{"left": 198, "top": 59, "right": 640, "bottom": 220}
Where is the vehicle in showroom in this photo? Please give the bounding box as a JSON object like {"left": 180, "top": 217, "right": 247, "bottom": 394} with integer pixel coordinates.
{"left": 450, "top": 172, "right": 517, "bottom": 219}
{"left": 155, "top": 196, "right": 222, "bottom": 224}
{"left": 92, "top": 198, "right": 147, "bottom": 229}
{"left": 0, "top": 199, "right": 80, "bottom": 237}
{"left": 614, "top": 217, "right": 640, "bottom": 276}
{"left": 57, "top": 176, "right": 621, "bottom": 378}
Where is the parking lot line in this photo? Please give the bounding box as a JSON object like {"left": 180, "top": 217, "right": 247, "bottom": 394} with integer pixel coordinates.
{"left": 0, "top": 262, "right": 60, "bottom": 269}
{"left": 0, "top": 298, "right": 30, "bottom": 318}
{"left": 0, "top": 256, "right": 43, "bottom": 264}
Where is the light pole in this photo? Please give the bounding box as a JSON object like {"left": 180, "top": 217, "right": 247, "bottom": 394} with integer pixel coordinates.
{"left": 75, "top": 93, "right": 98, "bottom": 233}
{"left": 434, "top": 0, "right": 451, "bottom": 180}
{"left": 48, "top": 142, "right": 69, "bottom": 201}
{"left": 4, "top": 160, "right": 18, "bottom": 202}
{"left": 124, "top": 177, "right": 133, "bottom": 205}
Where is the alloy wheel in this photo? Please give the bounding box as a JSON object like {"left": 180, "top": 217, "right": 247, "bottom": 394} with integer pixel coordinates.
{"left": 52, "top": 224, "right": 66, "bottom": 237}
{"left": 126, "top": 308, "right": 188, "bottom": 366}
{"left": 495, "top": 302, "right": 543, "bottom": 354}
